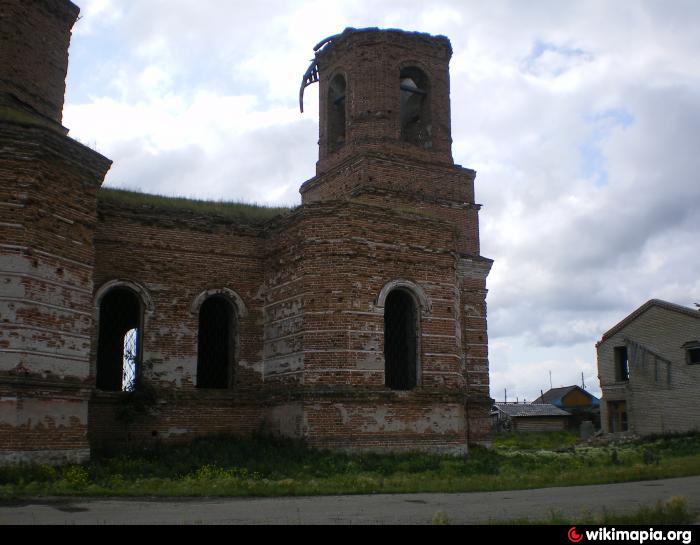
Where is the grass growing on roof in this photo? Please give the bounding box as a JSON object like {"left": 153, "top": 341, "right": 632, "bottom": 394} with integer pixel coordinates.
{"left": 98, "top": 187, "right": 293, "bottom": 222}
{"left": 1, "top": 432, "right": 700, "bottom": 499}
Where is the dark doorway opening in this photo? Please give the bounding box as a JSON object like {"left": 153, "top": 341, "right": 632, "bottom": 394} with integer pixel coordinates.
{"left": 384, "top": 290, "right": 418, "bottom": 390}
{"left": 197, "top": 296, "right": 235, "bottom": 389}
{"left": 96, "top": 287, "right": 141, "bottom": 391}
{"left": 608, "top": 400, "right": 628, "bottom": 432}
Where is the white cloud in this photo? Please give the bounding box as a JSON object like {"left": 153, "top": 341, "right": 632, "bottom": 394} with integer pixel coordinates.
{"left": 73, "top": 0, "right": 122, "bottom": 35}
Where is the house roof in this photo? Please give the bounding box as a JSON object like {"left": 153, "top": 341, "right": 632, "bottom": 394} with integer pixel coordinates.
{"left": 493, "top": 403, "right": 571, "bottom": 418}
{"left": 599, "top": 299, "right": 700, "bottom": 344}
{"left": 533, "top": 385, "right": 600, "bottom": 407}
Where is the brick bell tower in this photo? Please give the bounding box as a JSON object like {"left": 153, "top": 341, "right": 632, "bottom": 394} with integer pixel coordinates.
{"left": 0, "top": 0, "right": 111, "bottom": 465}
{"left": 297, "top": 28, "right": 494, "bottom": 448}
{"left": 303, "top": 28, "right": 453, "bottom": 171}
{"left": 299, "top": 28, "right": 485, "bottom": 253}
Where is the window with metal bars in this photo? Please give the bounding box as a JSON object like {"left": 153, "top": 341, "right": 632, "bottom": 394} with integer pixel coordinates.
{"left": 96, "top": 287, "right": 142, "bottom": 392}
{"left": 122, "top": 328, "right": 138, "bottom": 392}
{"left": 197, "top": 296, "right": 236, "bottom": 389}
{"left": 384, "top": 289, "right": 418, "bottom": 390}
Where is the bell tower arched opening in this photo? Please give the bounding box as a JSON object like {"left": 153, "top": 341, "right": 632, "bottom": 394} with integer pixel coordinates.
{"left": 400, "top": 66, "right": 431, "bottom": 148}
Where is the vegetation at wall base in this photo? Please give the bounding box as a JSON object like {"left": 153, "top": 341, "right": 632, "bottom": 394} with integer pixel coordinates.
{"left": 491, "top": 431, "right": 580, "bottom": 450}
{"left": 1, "top": 432, "right": 699, "bottom": 500}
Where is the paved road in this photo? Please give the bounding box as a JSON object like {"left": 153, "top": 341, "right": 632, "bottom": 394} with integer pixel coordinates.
{"left": 1, "top": 476, "right": 699, "bottom": 525}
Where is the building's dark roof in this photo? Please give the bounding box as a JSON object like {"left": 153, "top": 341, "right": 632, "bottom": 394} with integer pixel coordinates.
{"left": 599, "top": 299, "right": 700, "bottom": 344}
{"left": 533, "top": 385, "right": 600, "bottom": 407}
{"left": 493, "top": 403, "right": 571, "bottom": 418}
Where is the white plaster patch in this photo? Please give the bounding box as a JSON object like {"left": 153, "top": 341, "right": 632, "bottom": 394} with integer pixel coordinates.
{"left": 163, "top": 427, "right": 190, "bottom": 437}
{"left": 238, "top": 359, "right": 264, "bottom": 376}
{"left": 0, "top": 255, "right": 31, "bottom": 275}
{"left": 354, "top": 405, "right": 464, "bottom": 434}
{"left": 334, "top": 403, "right": 350, "bottom": 425}
{"left": 0, "top": 350, "right": 89, "bottom": 378}
{"left": 0, "top": 398, "right": 88, "bottom": 427}
{"left": 267, "top": 403, "right": 305, "bottom": 437}
{"left": 0, "top": 448, "right": 90, "bottom": 467}
{"left": 353, "top": 346, "right": 384, "bottom": 370}
{"left": 150, "top": 352, "right": 190, "bottom": 384}
{"left": 264, "top": 355, "right": 303, "bottom": 377}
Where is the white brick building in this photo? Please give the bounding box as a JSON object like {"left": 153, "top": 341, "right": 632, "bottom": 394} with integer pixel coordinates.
{"left": 597, "top": 300, "right": 700, "bottom": 435}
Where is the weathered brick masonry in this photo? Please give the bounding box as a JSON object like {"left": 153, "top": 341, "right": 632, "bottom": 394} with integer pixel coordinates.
{"left": 0, "top": 0, "right": 111, "bottom": 464}
{"left": 0, "top": 3, "right": 494, "bottom": 463}
{"left": 0, "top": 0, "right": 77, "bottom": 123}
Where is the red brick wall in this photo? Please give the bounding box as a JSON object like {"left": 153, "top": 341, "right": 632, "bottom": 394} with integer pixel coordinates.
{"left": 0, "top": 378, "right": 90, "bottom": 463}
{"left": 1, "top": 20, "right": 494, "bottom": 458}
{"left": 288, "top": 202, "right": 463, "bottom": 389}
{"left": 93, "top": 201, "right": 268, "bottom": 392}
{"left": 85, "top": 27, "right": 494, "bottom": 453}
{"left": 300, "top": 397, "right": 468, "bottom": 453}
{"left": 1, "top": 123, "right": 110, "bottom": 380}
{"left": 0, "top": 119, "right": 110, "bottom": 463}
{"left": 0, "top": 0, "right": 79, "bottom": 123}
{"left": 314, "top": 28, "right": 454, "bottom": 171}
{"left": 302, "top": 155, "right": 474, "bottom": 204}
{"left": 89, "top": 390, "right": 268, "bottom": 447}
{"left": 88, "top": 196, "right": 490, "bottom": 450}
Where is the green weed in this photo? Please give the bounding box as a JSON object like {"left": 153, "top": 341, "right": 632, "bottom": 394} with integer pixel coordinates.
{"left": 1, "top": 433, "right": 699, "bottom": 499}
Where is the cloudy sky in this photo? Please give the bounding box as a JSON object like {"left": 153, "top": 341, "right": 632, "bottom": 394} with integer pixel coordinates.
{"left": 63, "top": 0, "right": 700, "bottom": 402}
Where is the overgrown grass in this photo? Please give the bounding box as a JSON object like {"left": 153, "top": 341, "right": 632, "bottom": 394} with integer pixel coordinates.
{"left": 495, "top": 496, "right": 696, "bottom": 525}
{"left": 98, "top": 187, "right": 293, "bottom": 222}
{"left": 1, "top": 432, "right": 700, "bottom": 500}
{"left": 492, "top": 431, "right": 579, "bottom": 450}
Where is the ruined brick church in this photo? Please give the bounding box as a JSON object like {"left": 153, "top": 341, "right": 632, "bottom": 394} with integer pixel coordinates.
{"left": 0, "top": 0, "right": 493, "bottom": 465}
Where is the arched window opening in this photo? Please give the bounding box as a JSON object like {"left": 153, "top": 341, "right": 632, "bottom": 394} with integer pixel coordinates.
{"left": 400, "top": 67, "right": 431, "bottom": 148}
{"left": 384, "top": 290, "right": 418, "bottom": 390}
{"left": 197, "top": 296, "right": 236, "bottom": 389}
{"left": 327, "top": 74, "right": 346, "bottom": 152}
{"left": 96, "top": 288, "right": 142, "bottom": 392}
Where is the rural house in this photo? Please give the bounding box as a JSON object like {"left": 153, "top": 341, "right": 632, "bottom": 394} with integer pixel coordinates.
{"left": 491, "top": 403, "right": 571, "bottom": 433}
{"left": 533, "top": 385, "right": 600, "bottom": 429}
{"left": 597, "top": 299, "right": 700, "bottom": 435}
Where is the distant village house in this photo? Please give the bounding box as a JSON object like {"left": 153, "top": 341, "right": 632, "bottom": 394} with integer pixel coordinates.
{"left": 492, "top": 403, "right": 571, "bottom": 433}
{"left": 533, "top": 385, "right": 600, "bottom": 429}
